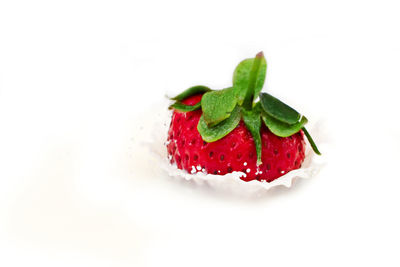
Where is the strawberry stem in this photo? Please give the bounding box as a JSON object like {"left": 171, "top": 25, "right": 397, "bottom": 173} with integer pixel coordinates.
{"left": 242, "top": 53, "right": 263, "bottom": 110}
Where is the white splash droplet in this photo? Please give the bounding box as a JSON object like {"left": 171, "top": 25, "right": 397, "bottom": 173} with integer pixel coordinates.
{"left": 191, "top": 166, "right": 197, "bottom": 174}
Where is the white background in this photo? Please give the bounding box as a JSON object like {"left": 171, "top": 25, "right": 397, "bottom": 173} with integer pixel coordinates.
{"left": 1, "top": 0, "right": 399, "bottom": 266}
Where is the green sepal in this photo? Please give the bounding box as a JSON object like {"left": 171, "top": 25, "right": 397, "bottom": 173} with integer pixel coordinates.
{"left": 201, "top": 87, "right": 237, "bottom": 127}
{"left": 233, "top": 52, "right": 267, "bottom": 109}
{"left": 242, "top": 106, "right": 262, "bottom": 166}
{"left": 260, "top": 92, "right": 301, "bottom": 124}
{"left": 167, "top": 52, "right": 321, "bottom": 158}
{"left": 170, "top": 85, "right": 211, "bottom": 101}
{"left": 197, "top": 106, "right": 241, "bottom": 142}
{"left": 261, "top": 112, "right": 308, "bottom": 137}
{"left": 302, "top": 127, "right": 322, "bottom": 155}
{"left": 169, "top": 101, "right": 201, "bottom": 112}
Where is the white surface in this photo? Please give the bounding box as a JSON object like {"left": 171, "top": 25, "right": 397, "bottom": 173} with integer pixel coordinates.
{"left": 1, "top": 0, "right": 400, "bottom": 266}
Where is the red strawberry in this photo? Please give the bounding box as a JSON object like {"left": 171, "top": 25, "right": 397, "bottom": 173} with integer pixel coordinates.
{"left": 167, "top": 94, "right": 306, "bottom": 182}
{"left": 166, "top": 52, "right": 320, "bottom": 183}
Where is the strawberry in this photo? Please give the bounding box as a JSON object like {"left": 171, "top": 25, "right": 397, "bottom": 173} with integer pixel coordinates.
{"left": 167, "top": 52, "right": 320, "bottom": 182}
{"left": 167, "top": 94, "right": 306, "bottom": 182}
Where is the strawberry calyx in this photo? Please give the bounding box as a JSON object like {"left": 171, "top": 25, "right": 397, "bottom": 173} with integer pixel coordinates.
{"left": 169, "top": 52, "right": 321, "bottom": 165}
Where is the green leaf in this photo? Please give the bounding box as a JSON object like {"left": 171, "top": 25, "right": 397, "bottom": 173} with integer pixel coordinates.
{"left": 201, "top": 87, "right": 238, "bottom": 127}
{"left": 261, "top": 112, "right": 308, "bottom": 137}
{"left": 302, "top": 127, "right": 322, "bottom": 155}
{"left": 233, "top": 52, "right": 267, "bottom": 108}
{"left": 171, "top": 85, "right": 211, "bottom": 101}
{"left": 197, "top": 106, "right": 241, "bottom": 142}
{"left": 242, "top": 108, "right": 262, "bottom": 166}
{"left": 169, "top": 101, "right": 201, "bottom": 112}
{"left": 260, "top": 92, "right": 301, "bottom": 124}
